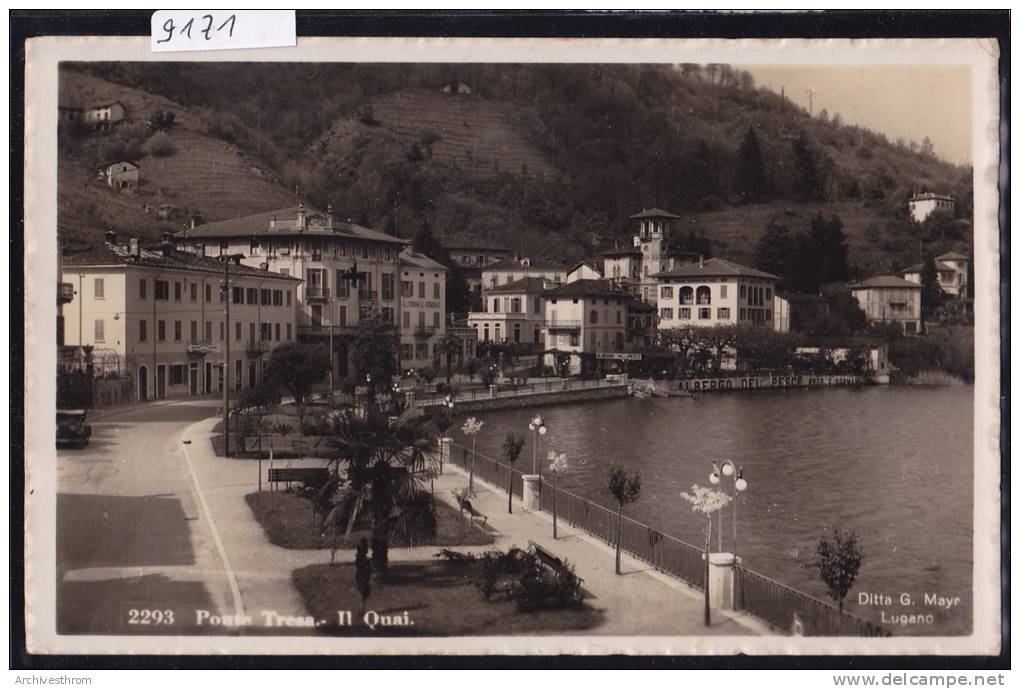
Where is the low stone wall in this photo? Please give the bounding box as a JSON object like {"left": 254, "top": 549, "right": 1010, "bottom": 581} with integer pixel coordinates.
{"left": 677, "top": 373, "right": 862, "bottom": 393}
{"left": 425, "top": 384, "right": 630, "bottom": 416}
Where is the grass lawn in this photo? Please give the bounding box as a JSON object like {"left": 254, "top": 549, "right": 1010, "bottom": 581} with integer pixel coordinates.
{"left": 245, "top": 490, "right": 495, "bottom": 550}
{"left": 293, "top": 561, "right": 603, "bottom": 636}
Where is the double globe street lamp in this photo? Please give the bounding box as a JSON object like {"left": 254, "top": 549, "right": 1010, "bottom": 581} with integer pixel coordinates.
{"left": 709, "top": 460, "right": 748, "bottom": 606}
{"left": 527, "top": 414, "right": 548, "bottom": 475}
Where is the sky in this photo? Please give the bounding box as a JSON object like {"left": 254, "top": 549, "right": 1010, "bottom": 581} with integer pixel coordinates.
{"left": 739, "top": 64, "right": 972, "bottom": 166}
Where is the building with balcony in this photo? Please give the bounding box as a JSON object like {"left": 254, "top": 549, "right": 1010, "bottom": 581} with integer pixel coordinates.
{"left": 398, "top": 249, "right": 447, "bottom": 369}
{"left": 441, "top": 237, "right": 513, "bottom": 310}
{"left": 850, "top": 276, "right": 922, "bottom": 335}
{"left": 541, "top": 279, "right": 632, "bottom": 376}
{"left": 62, "top": 232, "right": 300, "bottom": 401}
{"left": 900, "top": 251, "right": 970, "bottom": 298}
{"left": 175, "top": 203, "right": 409, "bottom": 381}
{"left": 467, "top": 276, "right": 550, "bottom": 347}
{"left": 652, "top": 258, "right": 780, "bottom": 330}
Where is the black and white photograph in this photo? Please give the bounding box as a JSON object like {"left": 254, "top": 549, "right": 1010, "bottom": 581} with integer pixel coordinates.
{"left": 17, "top": 24, "right": 1004, "bottom": 662}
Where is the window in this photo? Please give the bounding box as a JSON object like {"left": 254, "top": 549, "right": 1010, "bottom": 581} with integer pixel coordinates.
{"left": 403, "top": 311, "right": 410, "bottom": 329}
{"left": 720, "top": 284, "right": 728, "bottom": 298}
{"left": 483, "top": 324, "right": 490, "bottom": 341}
{"left": 205, "top": 321, "right": 213, "bottom": 341}
{"left": 174, "top": 320, "right": 182, "bottom": 341}
{"left": 139, "top": 278, "right": 147, "bottom": 300}
{"left": 339, "top": 305, "right": 347, "bottom": 327}
{"left": 174, "top": 282, "right": 182, "bottom": 301}
{"left": 765, "top": 287, "right": 772, "bottom": 302}
{"left": 433, "top": 311, "right": 440, "bottom": 328}
{"left": 232, "top": 286, "right": 243, "bottom": 304}
{"left": 190, "top": 283, "right": 198, "bottom": 302}
{"left": 273, "top": 289, "right": 283, "bottom": 306}
{"left": 679, "top": 286, "right": 694, "bottom": 305}
{"left": 286, "top": 323, "right": 292, "bottom": 340}
{"left": 235, "top": 322, "right": 242, "bottom": 341}
{"left": 698, "top": 308, "right": 710, "bottom": 320}
{"left": 739, "top": 308, "right": 747, "bottom": 320}
{"left": 219, "top": 322, "right": 224, "bottom": 341}
{"left": 418, "top": 281, "right": 425, "bottom": 298}
{"left": 205, "top": 284, "right": 212, "bottom": 302}
{"left": 155, "top": 280, "right": 170, "bottom": 301}
{"left": 589, "top": 310, "right": 598, "bottom": 324}
{"left": 94, "top": 278, "right": 104, "bottom": 299}
{"left": 381, "top": 273, "right": 394, "bottom": 301}
{"left": 616, "top": 310, "right": 622, "bottom": 324}
{"left": 661, "top": 286, "right": 673, "bottom": 299}
{"left": 249, "top": 322, "right": 256, "bottom": 343}
{"left": 740, "top": 285, "right": 747, "bottom": 299}
{"left": 382, "top": 307, "right": 394, "bottom": 323}
{"left": 660, "top": 307, "right": 673, "bottom": 320}
{"left": 138, "top": 319, "right": 147, "bottom": 342}
{"left": 158, "top": 320, "right": 166, "bottom": 341}
{"left": 190, "top": 321, "right": 198, "bottom": 341}
{"left": 433, "top": 282, "right": 440, "bottom": 299}
{"left": 261, "top": 289, "right": 271, "bottom": 306}
{"left": 401, "top": 280, "right": 413, "bottom": 298}
{"left": 696, "top": 286, "right": 712, "bottom": 305}
{"left": 416, "top": 343, "right": 429, "bottom": 360}
{"left": 247, "top": 288, "right": 257, "bottom": 305}
{"left": 361, "top": 244, "right": 369, "bottom": 259}
{"left": 492, "top": 298, "right": 500, "bottom": 313}
{"left": 274, "top": 323, "right": 280, "bottom": 341}
{"left": 260, "top": 322, "right": 270, "bottom": 341}
{"left": 679, "top": 307, "right": 691, "bottom": 320}
{"left": 286, "top": 291, "right": 291, "bottom": 306}
{"left": 494, "top": 323, "right": 501, "bottom": 341}
{"left": 418, "top": 312, "right": 426, "bottom": 329}
{"left": 401, "top": 344, "right": 413, "bottom": 360}
{"left": 169, "top": 365, "right": 185, "bottom": 386}
{"left": 717, "top": 308, "right": 731, "bottom": 320}
{"left": 511, "top": 297, "right": 521, "bottom": 313}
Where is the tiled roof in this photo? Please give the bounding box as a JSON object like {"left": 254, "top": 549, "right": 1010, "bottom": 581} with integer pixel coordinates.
{"left": 487, "top": 277, "right": 551, "bottom": 294}
{"left": 850, "top": 275, "right": 921, "bottom": 290}
{"left": 62, "top": 241, "right": 301, "bottom": 282}
{"left": 652, "top": 258, "right": 777, "bottom": 281}
{"left": 937, "top": 251, "right": 969, "bottom": 261}
{"left": 630, "top": 208, "right": 680, "bottom": 219}
{"left": 483, "top": 257, "right": 569, "bottom": 272}
{"left": 399, "top": 249, "right": 447, "bottom": 271}
{"left": 177, "top": 205, "right": 409, "bottom": 245}
{"left": 542, "top": 279, "right": 630, "bottom": 300}
{"left": 900, "top": 260, "right": 954, "bottom": 274}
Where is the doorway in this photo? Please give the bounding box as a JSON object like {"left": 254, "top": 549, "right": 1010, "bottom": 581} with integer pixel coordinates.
{"left": 156, "top": 364, "right": 167, "bottom": 399}
{"left": 205, "top": 362, "right": 212, "bottom": 395}
{"left": 138, "top": 365, "right": 148, "bottom": 401}
{"left": 189, "top": 362, "right": 199, "bottom": 396}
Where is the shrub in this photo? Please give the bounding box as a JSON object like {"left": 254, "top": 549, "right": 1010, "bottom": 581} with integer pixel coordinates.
{"left": 301, "top": 412, "right": 333, "bottom": 436}
{"left": 421, "top": 367, "right": 436, "bottom": 384}
{"left": 515, "top": 559, "right": 583, "bottom": 612}
{"left": 475, "top": 547, "right": 533, "bottom": 601}
{"left": 144, "top": 132, "right": 176, "bottom": 157}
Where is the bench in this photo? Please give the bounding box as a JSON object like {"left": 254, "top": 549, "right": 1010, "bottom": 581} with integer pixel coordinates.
{"left": 528, "top": 540, "right": 585, "bottom": 586}
{"left": 452, "top": 490, "right": 488, "bottom": 528}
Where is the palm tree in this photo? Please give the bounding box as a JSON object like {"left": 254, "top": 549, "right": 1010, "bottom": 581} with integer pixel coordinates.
{"left": 435, "top": 331, "right": 461, "bottom": 384}
{"left": 321, "top": 406, "right": 439, "bottom": 573}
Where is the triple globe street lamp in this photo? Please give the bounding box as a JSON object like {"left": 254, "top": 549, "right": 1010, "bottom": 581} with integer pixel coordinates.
{"left": 709, "top": 459, "right": 748, "bottom": 602}
{"left": 527, "top": 414, "right": 548, "bottom": 476}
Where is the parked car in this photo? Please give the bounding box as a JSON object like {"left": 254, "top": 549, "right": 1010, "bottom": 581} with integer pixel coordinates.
{"left": 56, "top": 409, "right": 92, "bottom": 448}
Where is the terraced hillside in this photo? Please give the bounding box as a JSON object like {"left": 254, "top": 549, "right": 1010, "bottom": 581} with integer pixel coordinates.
{"left": 317, "top": 89, "right": 556, "bottom": 179}
{"left": 58, "top": 70, "right": 295, "bottom": 242}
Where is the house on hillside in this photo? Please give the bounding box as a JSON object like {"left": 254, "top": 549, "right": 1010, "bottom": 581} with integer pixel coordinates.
{"left": 652, "top": 257, "right": 781, "bottom": 330}
{"left": 97, "top": 160, "right": 140, "bottom": 190}
{"left": 908, "top": 192, "right": 955, "bottom": 223}
{"left": 60, "top": 100, "right": 127, "bottom": 131}
{"left": 440, "top": 81, "right": 473, "bottom": 95}
{"left": 900, "top": 251, "right": 970, "bottom": 298}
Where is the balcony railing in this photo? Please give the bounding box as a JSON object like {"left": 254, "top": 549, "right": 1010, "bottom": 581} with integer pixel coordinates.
{"left": 58, "top": 282, "right": 75, "bottom": 305}
{"left": 297, "top": 324, "right": 357, "bottom": 337}
{"left": 187, "top": 339, "right": 220, "bottom": 355}
{"left": 544, "top": 320, "right": 582, "bottom": 330}
{"left": 305, "top": 286, "right": 330, "bottom": 301}
{"left": 414, "top": 325, "right": 437, "bottom": 337}
{"left": 245, "top": 337, "right": 270, "bottom": 356}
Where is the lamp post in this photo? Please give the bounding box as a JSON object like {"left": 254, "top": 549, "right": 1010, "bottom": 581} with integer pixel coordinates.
{"left": 548, "top": 451, "right": 568, "bottom": 539}
{"left": 709, "top": 460, "right": 748, "bottom": 601}
{"left": 461, "top": 416, "right": 483, "bottom": 497}
{"left": 527, "top": 414, "right": 547, "bottom": 475}
{"left": 441, "top": 394, "right": 454, "bottom": 471}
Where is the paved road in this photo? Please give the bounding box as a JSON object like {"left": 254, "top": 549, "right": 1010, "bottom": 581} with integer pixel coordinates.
{"left": 56, "top": 399, "right": 235, "bottom": 635}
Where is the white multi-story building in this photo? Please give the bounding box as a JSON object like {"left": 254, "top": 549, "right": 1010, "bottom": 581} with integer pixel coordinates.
{"left": 652, "top": 258, "right": 781, "bottom": 330}
{"left": 398, "top": 249, "right": 447, "bottom": 369}
{"left": 850, "top": 276, "right": 922, "bottom": 335}
{"left": 176, "top": 204, "right": 412, "bottom": 381}
{"left": 62, "top": 233, "right": 300, "bottom": 401}
{"left": 542, "top": 279, "right": 632, "bottom": 376}
{"left": 481, "top": 256, "right": 568, "bottom": 290}
{"left": 467, "top": 277, "right": 550, "bottom": 346}
{"left": 908, "top": 192, "right": 955, "bottom": 224}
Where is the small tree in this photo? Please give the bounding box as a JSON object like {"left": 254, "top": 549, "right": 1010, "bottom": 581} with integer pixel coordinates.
{"left": 806, "top": 527, "right": 865, "bottom": 614}
{"left": 462, "top": 417, "right": 484, "bottom": 496}
{"left": 548, "top": 451, "right": 568, "bottom": 539}
{"left": 355, "top": 537, "right": 372, "bottom": 610}
{"left": 681, "top": 484, "right": 732, "bottom": 626}
{"left": 502, "top": 432, "right": 526, "bottom": 514}
{"left": 607, "top": 465, "right": 642, "bottom": 575}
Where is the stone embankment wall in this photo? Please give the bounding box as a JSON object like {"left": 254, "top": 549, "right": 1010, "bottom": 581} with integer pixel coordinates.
{"left": 424, "top": 384, "right": 630, "bottom": 416}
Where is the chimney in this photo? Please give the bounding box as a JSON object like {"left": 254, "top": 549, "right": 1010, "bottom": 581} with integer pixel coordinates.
{"left": 699, "top": 254, "right": 704, "bottom": 269}
{"left": 195, "top": 242, "right": 205, "bottom": 258}
{"left": 189, "top": 214, "right": 199, "bottom": 230}
{"left": 269, "top": 215, "right": 277, "bottom": 231}
{"left": 129, "top": 238, "right": 139, "bottom": 256}
{"left": 232, "top": 254, "right": 242, "bottom": 266}
{"left": 104, "top": 230, "right": 118, "bottom": 245}
{"left": 327, "top": 203, "right": 335, "bottom": 230}
{"left": 297, "top": 202, "right": 306, "bottom": 230}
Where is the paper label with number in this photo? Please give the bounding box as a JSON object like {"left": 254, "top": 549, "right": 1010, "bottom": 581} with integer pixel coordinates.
{"left": 151, "top": 10, "right": 295, "bottom": 52}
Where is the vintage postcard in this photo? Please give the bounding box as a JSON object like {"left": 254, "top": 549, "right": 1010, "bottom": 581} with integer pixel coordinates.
{"left": 20, "top": 32, "right": 1003, "bottom": 658}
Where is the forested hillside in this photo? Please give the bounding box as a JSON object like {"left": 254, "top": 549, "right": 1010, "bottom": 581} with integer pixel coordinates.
{"left": 63, "top": 62, "right": 972, "bottom": 276}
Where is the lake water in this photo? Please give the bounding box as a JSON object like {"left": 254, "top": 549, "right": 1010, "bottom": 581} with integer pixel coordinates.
{"left": 455, "top": 385, "right": 974, "bottom": 635}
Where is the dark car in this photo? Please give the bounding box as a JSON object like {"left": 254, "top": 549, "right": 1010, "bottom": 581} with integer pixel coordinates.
{"left": 56, "top": 409, "right": 92, "bottom": 448}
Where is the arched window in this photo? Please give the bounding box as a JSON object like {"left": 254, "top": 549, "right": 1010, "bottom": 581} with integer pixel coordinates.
{"left": 590, "top": 310, "right": 599, "bottom": 324}
{"left": 696, "top": 286, "right": 712, "bottom": 305}
{"left": 679, "top": 286, "right": 694, "bottom": 305}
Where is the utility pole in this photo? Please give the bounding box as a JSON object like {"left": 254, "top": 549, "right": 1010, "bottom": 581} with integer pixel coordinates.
{"left": 807, "top": 89, "right": 815, "bottom": 116}
{"left": 222, "top": 256, "right": 231, "bottom": 455}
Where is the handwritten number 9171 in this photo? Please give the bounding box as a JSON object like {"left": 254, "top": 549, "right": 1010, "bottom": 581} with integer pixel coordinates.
{"left": 157, "top": 14, "right": 236, "bottom": 44}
